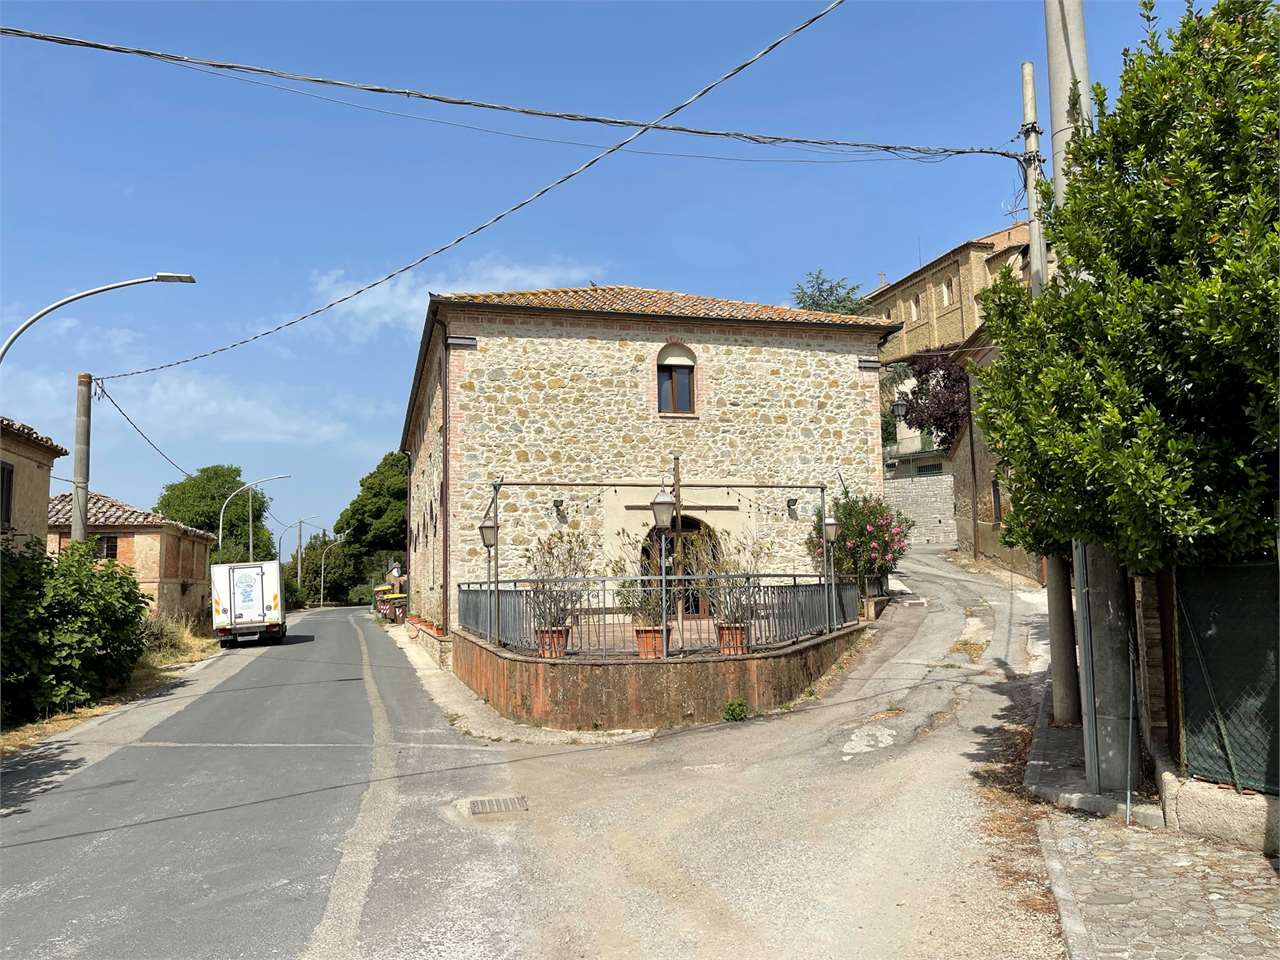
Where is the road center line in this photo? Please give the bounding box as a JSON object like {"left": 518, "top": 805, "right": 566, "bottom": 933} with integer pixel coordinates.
{"left": 299, "top": 615, "right": 400, "bottom": 960}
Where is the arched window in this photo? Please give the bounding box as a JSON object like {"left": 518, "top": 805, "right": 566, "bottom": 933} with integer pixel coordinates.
{"left": 910, "top": 294, "right": 921, "bottom": 323}
{"left": 656, "top": 343, "right": 695, "bottom": 414}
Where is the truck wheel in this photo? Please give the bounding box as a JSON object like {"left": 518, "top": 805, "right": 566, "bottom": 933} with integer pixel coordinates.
{"left": 218, "top": 636, "right": 235, "bottom": 649}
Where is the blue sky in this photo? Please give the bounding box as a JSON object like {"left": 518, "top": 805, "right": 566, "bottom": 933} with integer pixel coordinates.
{"left": 1, "top": 0, "right": 1186, "bottom": 538}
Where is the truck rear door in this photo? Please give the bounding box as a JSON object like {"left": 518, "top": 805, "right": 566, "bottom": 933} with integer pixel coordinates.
{"left": 230, "top": 564, "right": 267, "bottom": 625}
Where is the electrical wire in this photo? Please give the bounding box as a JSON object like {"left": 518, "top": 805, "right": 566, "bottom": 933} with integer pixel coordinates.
{"left": 93, "top": 381, "right": 193, "bottom": 477}
{"left": 171, "top": 61, "right": 902, "bottom": 166}
{"left": 93, "top": 0, "right": 852, "bottom": 380}
{"left": 0, "top": 23, "right": 1020, "bottom": 162}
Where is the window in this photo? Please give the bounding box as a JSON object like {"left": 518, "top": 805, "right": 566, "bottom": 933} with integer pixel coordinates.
{"left": 0, "top": 460, "right": 12, "bottom": 530}
{"left": 916, "top": 463, "right": 943, "bottom": 476}
{"left": 910, "top": 294, "right": 921, "bottom": 323}
{"left": 97, "top": 535, "right": 119, "bottom": 560}
{"left": 884, "top": 309, "right": 892, "bottom": 321}
{"left": 656, "top": 343, "right": 696, "bottom": 414}
{"left": 941, "top": 277, "right": 954, "bottom": 307}
{"left": 991, "top": 480, "right": 1003, "bottom": 525}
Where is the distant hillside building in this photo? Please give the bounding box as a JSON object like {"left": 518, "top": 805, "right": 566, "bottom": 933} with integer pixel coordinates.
{"left": 1, "top": 416, "right": 68, "bottom": 548}
{"left": 48, "top": 491, "right": 217, "bottom": 620}
{"left": 868, "top": 224, "right": 1044, "bottom": 581}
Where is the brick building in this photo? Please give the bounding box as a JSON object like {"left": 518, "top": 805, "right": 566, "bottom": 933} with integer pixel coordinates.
{"left": 1, "top": 417, "right": 68, "bottom": 548}
{"left": 399, "top": 285, "right": 896, "bottom": 629}
{"left": 48, "top": 491, "right": 217, "bottom": 620}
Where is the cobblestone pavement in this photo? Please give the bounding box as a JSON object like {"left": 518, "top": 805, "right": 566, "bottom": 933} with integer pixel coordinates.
{"left": 1041, "top": 811, "right": 1279, "bottom": 960}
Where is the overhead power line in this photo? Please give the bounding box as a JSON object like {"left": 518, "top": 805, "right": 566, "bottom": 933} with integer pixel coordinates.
{"left": 172, "top": 62, "right": 907, "bottom": 166}
{"left": 88, "top": 0, "right": 851, "bottom": 380}
{"left": 94, "top": 381, "right": 193, "bottom": 477}
{"left": 0, "top": 23, "right": 1019, "bottom": 163}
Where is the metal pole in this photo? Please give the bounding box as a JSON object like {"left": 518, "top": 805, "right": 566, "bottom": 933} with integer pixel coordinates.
{"left": 1044, "top": 0, "right": 1091, "bottom": 209}
{"left": 492, "top": 482, "right": 501, "bottom": 643}
{"left": 297, "top": 522, "right": 303, "bottom": 586}
{"left": 660, "top": 532, "right": 668, "bottom": 658}
{"left": 0, "top": 274, "right": 193, "bottom": 367}
{"left": 672, "top": 454, "right": 684, "bottom": 642}
{"left": 70, "top": 373, "right": 92, "bottom": 542}
{"left": 1021, "top": 61, "right": 1048, "bottom": 295}
{"left": 819, "top": 485, "right": 830, "bottom": 632}
{"left": 1073, "top": 539, "right": 1100, "bottom": 793}
{"left": 248, "top": 490, "right": 254, "bottom": 562}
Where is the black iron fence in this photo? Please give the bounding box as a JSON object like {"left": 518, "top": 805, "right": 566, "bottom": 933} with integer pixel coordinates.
{"left": 457, "top": 573, "right": 859, "bottom": 657}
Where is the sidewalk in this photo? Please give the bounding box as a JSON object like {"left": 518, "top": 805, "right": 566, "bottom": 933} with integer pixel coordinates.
{"left": 1039, "top": 811, "right": 1279, "bottom": 960}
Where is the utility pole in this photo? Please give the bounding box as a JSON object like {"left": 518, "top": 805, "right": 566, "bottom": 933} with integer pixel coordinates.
{"left": 1023, "top": 60, "right": 1082, "bottom": 726}
{"left": 70, "top": 373, "right": 92, "bottom": 541}
{"left": 297, "top": 522, "right": 303, "bottom": 588}
{"left": 1044, "top": 0, "right": 1091, "bottom": 208}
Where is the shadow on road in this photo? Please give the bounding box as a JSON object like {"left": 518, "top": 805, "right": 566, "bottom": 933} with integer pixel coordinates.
{"left": 0, "top": 741, "right": 90, "bottom": 818}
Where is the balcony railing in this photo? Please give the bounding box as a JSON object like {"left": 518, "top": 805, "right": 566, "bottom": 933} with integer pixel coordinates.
{"left": 457, "top": 573, "right": 860, "bottom": 658}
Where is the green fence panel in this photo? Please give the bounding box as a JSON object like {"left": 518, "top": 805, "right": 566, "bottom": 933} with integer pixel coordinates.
{"left": 1177, "top": 562, "right": 1278, "bottom": 795}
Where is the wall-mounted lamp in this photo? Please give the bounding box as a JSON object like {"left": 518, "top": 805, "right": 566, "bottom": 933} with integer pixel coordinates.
{"left": 552, "top": 498, "right": 567, "bottom": 523}
{"left": 786, "top": 497, "right": 799, "bottom": 520}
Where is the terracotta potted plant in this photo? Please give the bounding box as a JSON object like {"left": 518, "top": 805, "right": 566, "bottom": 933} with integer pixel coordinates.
{"left": 524, "top": 530, "right": 595, "bottom": 658}
{"left": 610, "top": 529, "right": 669, "bottom": 659}
{"left": 688, "top": 532, "right": 756, "bottom": 655}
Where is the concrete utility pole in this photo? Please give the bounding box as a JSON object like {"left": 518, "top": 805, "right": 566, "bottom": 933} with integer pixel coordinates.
{"left": 70, "top": 373, "right": 92, "bottom": 541}
{"left": 1022, "top": 60, "right": 1082, "bottom": 726}
{"left": 1044, "top": 0, "right": 1091, "bottom": 208}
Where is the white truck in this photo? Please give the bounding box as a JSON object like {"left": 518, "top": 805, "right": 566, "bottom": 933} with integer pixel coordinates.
{"left": 211, "top": 560, "right": 287, "bottom": 648}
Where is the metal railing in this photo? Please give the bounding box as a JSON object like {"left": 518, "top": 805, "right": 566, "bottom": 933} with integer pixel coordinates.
{"left": 457, "top": 573, "right": 860, "bottom": 658}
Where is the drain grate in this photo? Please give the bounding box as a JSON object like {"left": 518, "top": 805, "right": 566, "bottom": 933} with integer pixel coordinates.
{"left": 469, "top": 795, "right": 529, "bottom": 816}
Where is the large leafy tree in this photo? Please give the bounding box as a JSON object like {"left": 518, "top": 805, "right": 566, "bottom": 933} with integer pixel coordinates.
{"left": 902, "top": 346, "right": 969, "bottom": 451}
{"left": 976, "top": 0, "right": 1278, "bottom": 571}
{"left": 155, "top": 465, "right": 275, "bottom": 564}
{"left": 326, "top": 452, "right": 408, "bottom": 602}
{"left": 791, "top": 269, "right": 867, "bottom": 314}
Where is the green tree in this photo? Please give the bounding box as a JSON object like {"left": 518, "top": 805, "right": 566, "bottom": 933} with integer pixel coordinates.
{"left": 976, "top": 0, "right": 1278, "bottom": 571}
{"left": 791, "top": 269, "right": 867, "bottom": 314}
{"left": 155, "top": 465, "right": 276, "bottom": 564}
{"left": 333, "top": 452, "right": 408, "bottom": 599}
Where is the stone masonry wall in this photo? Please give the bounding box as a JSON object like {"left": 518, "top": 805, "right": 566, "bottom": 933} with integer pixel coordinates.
{"left": 406, "top": 325, "right": 448, "bottom": 624}
{"left": 883, "top": 473, "right": 957, "bottom": 546}
{"left": 405, "top": 307, "right": 886, "bottom": 627}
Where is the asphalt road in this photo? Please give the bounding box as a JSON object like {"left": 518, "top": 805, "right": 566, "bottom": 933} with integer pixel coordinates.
{"left": 3, "top": 552, "right": 1065, "bottom": 959}
{"left": 1, "top": 608, "right": 530, "bottom": 960}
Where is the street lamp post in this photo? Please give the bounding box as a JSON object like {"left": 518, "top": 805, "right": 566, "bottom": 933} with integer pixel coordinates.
{"left": 650, "top": 485, "right": 676, "bottom": 658}
{"left": 320, "top": 534, "right": 346, "bottom": 609}
{"left": 0, "top": 273, "right": 196, "bottom": 367}
{"left": 824, "top": 512, "right": 839, "bottom": 627}
{"left": 276, "top": 515, "right": 319, "bottom": 591}
{"left": 218, "top": 475, "right": 290, "bottom": 563}
{"left": 478, "top": 515, "right": 497, "bottom": 641}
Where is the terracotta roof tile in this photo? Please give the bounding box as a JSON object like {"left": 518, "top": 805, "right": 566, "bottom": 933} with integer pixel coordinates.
{"left": 48, "top": 491, "right": 216, "bottom": 541}
{"left": 1, "top": 416, "right": 69, "bottom": 457}
{"left": 433, "top": 285, "right": 895, "bottom": 329}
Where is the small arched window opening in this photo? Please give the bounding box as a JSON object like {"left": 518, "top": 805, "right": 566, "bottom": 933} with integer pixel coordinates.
{"left": 941, "top": 276, "right": 954, "bottom": 307}
{"left": 910, "top": 294, "right": 921, "bottom": 323}
{"left": 656, "top": 343, "right": 696, "bottom": 414}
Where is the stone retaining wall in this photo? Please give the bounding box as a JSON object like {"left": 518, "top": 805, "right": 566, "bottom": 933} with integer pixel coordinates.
{"left": 450, "top": 623, "right": 867, "bottom": 730}
{"left": 884, "top": 473, "right": 957, "bottom": 546}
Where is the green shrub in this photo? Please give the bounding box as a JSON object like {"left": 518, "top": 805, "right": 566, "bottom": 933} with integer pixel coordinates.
{"left": 1, "top": 539, "right": 149, "bottom": 725}
{"left": 139, "top": 616, "right": 183, "bottom": 656}
{"left": 807, "top": 493, "right": 914, "bottom": 580}
{"left": 722, "top": 698, "right": 749, "bottom": 722}
{"left": 349, "top": 583, "right": 373, "bottom": 606}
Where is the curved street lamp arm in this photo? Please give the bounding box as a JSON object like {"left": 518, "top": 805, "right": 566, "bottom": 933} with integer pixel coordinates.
{"left": 217, "top": 474, "right": 290, "bottom": 562}
{"left": 0, "top": 274, "right": 194, "bottom": 366}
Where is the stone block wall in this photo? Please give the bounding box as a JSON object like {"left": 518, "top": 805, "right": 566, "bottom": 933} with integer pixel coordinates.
{"left": 884, "top": 473, "right": 957, "bottom": 546}
{"left": 405, "top": 307, "right": 886, "bottom": 629}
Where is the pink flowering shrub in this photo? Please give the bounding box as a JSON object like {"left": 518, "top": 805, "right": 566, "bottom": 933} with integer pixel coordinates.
{"left": 807, "top": 493, "right": 914, "bottom": 580}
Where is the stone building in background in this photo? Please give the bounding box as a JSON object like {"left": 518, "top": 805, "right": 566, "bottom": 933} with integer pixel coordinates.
{"left": 47, "top": 491, "right": 217, "bottom": 621}
{"left": 399, "top": 285, "right": 896, "bottom": 628}
{"left": 1, "top": 416, "right": 68, "bottom": 549}
{"left": 868, "top": 223, "right": 1044, "bottom": 581}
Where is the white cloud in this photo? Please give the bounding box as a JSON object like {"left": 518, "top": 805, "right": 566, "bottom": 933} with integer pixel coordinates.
{"left": 309, "top": 254, "right": 601, "bottom": 343}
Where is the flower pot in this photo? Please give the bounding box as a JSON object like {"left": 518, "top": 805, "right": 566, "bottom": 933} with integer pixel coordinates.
{"left": 634, "top": 626, "right": 664, "bottom": 659}
{"left": 430, "top": 623, "right": 447, "bottom": 639}
{"left": 535, "top": 626, "right": 570, "bottom": 658}
{"left": 716, "top": 623, "right": 748, "bottom": 656}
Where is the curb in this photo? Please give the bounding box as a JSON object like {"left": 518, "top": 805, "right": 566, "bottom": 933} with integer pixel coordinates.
{"left": 1037, "top": 818, "right": 1096, "bottom": 960}
{"left": 1024, "top": 682, "right": 1165, "bottom": 829}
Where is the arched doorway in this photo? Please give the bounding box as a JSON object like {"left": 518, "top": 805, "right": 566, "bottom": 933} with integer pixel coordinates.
{"left": 641, "top": 515, "right": 720, "bottom": 616}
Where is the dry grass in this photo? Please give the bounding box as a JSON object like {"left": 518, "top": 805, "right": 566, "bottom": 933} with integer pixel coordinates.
{"left": 972, "top": 686, "right": 1059, "bottom": 918}
{"left": 951, "top": 638, "right": 990, "bottom": 662}
{"left": 0, "top": 619, "right": 219, "bottom": 759}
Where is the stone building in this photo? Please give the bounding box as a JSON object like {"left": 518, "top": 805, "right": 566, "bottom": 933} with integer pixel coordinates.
{"left": 1, "top": 417, "right": 68, "bottom": 548}
{"left": 399, "top": 285, "right": 896, "bottom": 628}
{"left": 866, "top": 224, "right": 1043, "bottom": 579}
{"left": 48, "top": 491, "right": 217, "bottom": 620}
